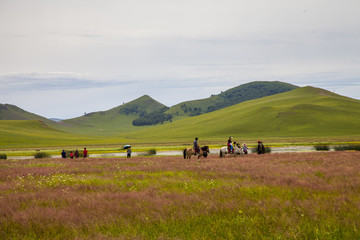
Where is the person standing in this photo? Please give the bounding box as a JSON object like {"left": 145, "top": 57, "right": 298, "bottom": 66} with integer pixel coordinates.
{"left": 74, "top": 149, "right": 79, "bottom": 158}
{"left": 127, "top": 147, "right": 132, "bottom": 158}
{"left": 257, "top": 141, "right": 265, "bottom": 154}
{"left": 61, "top": 150, "right": 66, "bottom": 158}
{"left": 83, "top": 147, "right": 88, "bottom": 158}
{"left": 242, "top": 143, "right": 248, "bottom": 154}
{"left": 227, "top": 137, "right": 233, "bottom": 154}
{"left": 70, "top": 151, "right": 74, "bottom": 159}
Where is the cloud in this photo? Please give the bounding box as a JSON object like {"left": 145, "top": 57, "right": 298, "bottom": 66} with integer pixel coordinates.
{"left": 0, "top": 0, "right": 359, "bottom": 118}
{"left": 0, "top": 72, "right": 134, "bottom": 92}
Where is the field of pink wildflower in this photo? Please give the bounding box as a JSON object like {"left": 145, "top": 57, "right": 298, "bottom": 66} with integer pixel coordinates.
{"left": 1, "top": 152, "right": 360, "bottom": 239}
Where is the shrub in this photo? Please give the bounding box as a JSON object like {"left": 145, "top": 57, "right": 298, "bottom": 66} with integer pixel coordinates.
{"left": 334, "top": 145, "right": 360, "bottom": 151}
{"left": 250, "top": 147, "right": 271, "bottom": 154}
{"left": 265, "top": 146, "right": 272, "bottom": 153}
{"left": 0, "top": 154, "right": 7, "bottom": 159}
{"left": 138, "top": 149, "right": 157, "bottom": 156}
{"left": 314, "top": 145, "right": 330, "bottom": 151}
{"left": 34, "top": 152, "right": 51, "bottom": 159}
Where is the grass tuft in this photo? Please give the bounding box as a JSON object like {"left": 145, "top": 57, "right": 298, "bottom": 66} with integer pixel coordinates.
{"left": 0, "top": 153, "right": 6, "bottom": 159}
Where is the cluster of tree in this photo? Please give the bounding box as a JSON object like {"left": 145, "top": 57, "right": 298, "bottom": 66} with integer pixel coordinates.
{"left": 132, "top": 107, "right": 173, "bottom": 126}
{"left": 180, "top": 104, "right": 203, "bottom": 116}
{"left": 182, "top": 82, "right": 297, "bottom": 116}
{"left": 119, "top": 106, "right": 146, "bottom": 116}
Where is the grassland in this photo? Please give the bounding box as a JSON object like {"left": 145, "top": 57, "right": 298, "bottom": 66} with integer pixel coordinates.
{"left": 1, "top": 152, "right": 360, "bottom": 239}
{"left": 0, "top": 120, "right": 116, "bottom": 149}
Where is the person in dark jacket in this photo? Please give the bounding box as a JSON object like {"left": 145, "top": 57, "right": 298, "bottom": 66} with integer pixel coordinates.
{"left": 227, "top": 137, "right": 233, "bottom": 154}
{"left": 257, "top": 141, "right": 265, "bottom": 154}
{"left": 61, "top": 150, "right": 66, "bottom": 158}
{"left": 193, "top": 137, "right": 200, "bottom": 154}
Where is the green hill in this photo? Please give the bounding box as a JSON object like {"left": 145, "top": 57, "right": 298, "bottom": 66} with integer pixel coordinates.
{"left": 60, "top": 95, "right": 167, "bottom": 136}
{"left": 125, "top": 87, "right": 360, "bottom": 143}
{"left": 166, "top": 81, "right": 298, "bottom": 119}
{"left": 0, "top": 120, "right": 95, "bottom": 149}
{"left": 0, "top": 104, "right": 56, "bottom": 125}
{"left": 2, "top": 85, "right": 360, "bottom": 149}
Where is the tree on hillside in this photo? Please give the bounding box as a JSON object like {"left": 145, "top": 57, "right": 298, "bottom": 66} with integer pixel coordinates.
{"left": 132, "top": 107, "right": 172, "bottom": 126}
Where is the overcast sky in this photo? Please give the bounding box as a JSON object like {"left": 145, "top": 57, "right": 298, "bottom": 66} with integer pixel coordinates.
{"left": 1, "top": 0, "right": 359, "bottom": 119}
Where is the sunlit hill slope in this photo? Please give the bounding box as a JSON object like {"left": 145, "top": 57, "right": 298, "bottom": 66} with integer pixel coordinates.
{"left": 125, "top": 87, "right": 360, "bottom": 141}
{"left": 60, "top": 95, "right": 167, "bottom": 136}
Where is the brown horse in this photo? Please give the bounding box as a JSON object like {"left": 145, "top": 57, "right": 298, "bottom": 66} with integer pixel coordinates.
{"left": 183, "top": 146, "right": 210, "bottom": 159}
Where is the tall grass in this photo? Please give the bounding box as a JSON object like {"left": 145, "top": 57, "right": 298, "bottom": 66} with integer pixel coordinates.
{"left": 1, "top": 152, "right": 360, "bottom": 239}
{"left": 0, "top": 153, "right": 6, "bottom": 159}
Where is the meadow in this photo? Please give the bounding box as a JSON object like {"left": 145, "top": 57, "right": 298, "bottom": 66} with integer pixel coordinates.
{"left": 1, "top": 152, "right": 360, "bottom": 239}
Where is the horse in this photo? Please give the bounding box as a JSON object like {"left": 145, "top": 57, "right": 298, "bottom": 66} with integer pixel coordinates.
{"left": 183, "top": 146, "right": 210, "bottom": 159}
{"left": 219, "top": 144, "right": 244, "bottom": 157}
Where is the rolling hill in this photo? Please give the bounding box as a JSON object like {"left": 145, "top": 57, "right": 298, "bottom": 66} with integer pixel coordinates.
{"left": 59, "top": 95, "right": 167, "bottom": 136}
{"left": 1, "top": 84, "right": 360, "bottom": 149}
{"left": 59, "top": 81, "right": 298, "bottom": 134}
{"left": 0, "top": 81, "right": 298, "bottom": 136}
{"left": 124, "top": 87, "right": 360, "bottom": 143}
{"left": 0, "top": 104, "right": 56, "bottom": 125}
{"left": 0, "top": 120, "right": 94, "bottom": 149}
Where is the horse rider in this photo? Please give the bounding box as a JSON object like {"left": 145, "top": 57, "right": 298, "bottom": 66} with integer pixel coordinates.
{"left": 227, "top": 136, "right": 234, "bottom": 154}
{"left": 193, "top": 137, "right": 200, "bottom": 154}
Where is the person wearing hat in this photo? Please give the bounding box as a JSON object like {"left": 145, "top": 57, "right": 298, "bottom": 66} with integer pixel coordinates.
{"left": 227, "top": 136, "right": 234, "bottom": 154}
{"left": 257, "top": 141, "right": 265, "bottom": 154}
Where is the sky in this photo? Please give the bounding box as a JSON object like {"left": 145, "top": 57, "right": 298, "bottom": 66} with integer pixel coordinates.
{"left": 1, "top": 0, "right": 359, "bottom": 119}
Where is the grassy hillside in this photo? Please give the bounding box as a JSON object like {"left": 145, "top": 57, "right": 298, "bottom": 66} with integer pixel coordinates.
{"left": 60, "top": 95, "right": 167, "bottom": 136}
{"left": 0, "top": 104, "right": 56, "bottom": 125}
{"left": 0, "top": 120, "right": 97, "bottom": 149}
{"left": 125, "top": 87, "right": 360, "bottom": 143}
{"left": 166, "top": 81, "right": 298, "bottom": 119}
{"left": 1, "top": 86, "right": 359, "bottom": 149}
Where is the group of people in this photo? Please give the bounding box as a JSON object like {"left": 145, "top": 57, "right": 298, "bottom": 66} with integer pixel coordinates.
{"left": 193, "top": 137, "right": 265, "bottom": 155}
{"left": 227, "top": 136, "right": 248, "bottom": 154}
{"left": 61, "top": 147, "right": 88, "bottom": 159}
